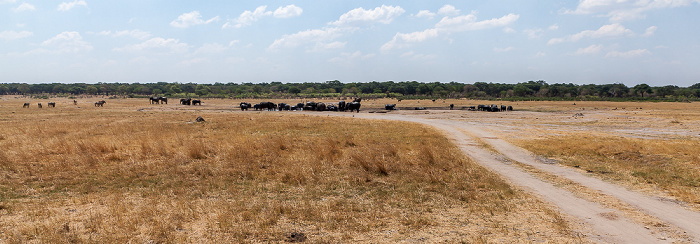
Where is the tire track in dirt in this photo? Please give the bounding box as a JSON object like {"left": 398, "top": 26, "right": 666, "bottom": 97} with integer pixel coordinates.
{"left": 348, "top": 113, "right": 693, "bottom": 243}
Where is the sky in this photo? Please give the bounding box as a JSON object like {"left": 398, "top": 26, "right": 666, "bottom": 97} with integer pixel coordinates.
{"left": 1, "top": 0, "right": 699, "bottom": 87}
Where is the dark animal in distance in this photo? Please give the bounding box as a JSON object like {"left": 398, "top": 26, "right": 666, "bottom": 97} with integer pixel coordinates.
{"left": 352, "top": 98, "right": 362, "bottom": 103}
{"left": 180, "top": 98, "right": 192, "bottom": 105}
{"left": 150, "top": 97, "right": 160, "bottom": 104}
{"left": 95, "top": 101, "right": 106, "bottom": 107}
{"left": 48, "top": 102, "right": 56, "bottom": 108}
{"left": 385, "top": 104, "right": 396, "bottom": 110}
{"left": 450, "top": 104, "right": 454, "bottom": 110}
{"left": 192, "top": 99, "right": 201, "bottom": 106}
{"left": 159, "top": 97, "right": 168, "bottom": 104}
{"left": 240, "top": 102, "right": 251, "bottom": 111}
{"left": 338, "top": 100, "right": 346, "bottom": 111}
{"left": 195, "top": 116, "right": 205, "bottom": 122}
{"left": 37, "top": 103, "right": 42, "bottom": 108}
{"left": 73, "top": 100, "right": 77, "bottom": 105}
{"left": 346, "top": 102, "right": 361, "bottom": 113}
{"left": 23, "top": 103, "right": 30, "bottom": 108}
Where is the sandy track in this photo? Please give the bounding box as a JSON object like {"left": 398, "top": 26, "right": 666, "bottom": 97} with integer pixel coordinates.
{"left": 342, "top": 112, "right": 699, "bottom": 243}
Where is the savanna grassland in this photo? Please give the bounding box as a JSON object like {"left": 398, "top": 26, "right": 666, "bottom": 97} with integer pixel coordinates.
{"left": 0, "top": 97, "right": 584, "bottom": 243}
{"left": 465, "top": 100, "right": 700, "bottom": 210}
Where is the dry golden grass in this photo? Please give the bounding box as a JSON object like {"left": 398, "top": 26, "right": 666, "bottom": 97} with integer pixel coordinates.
{"left": 478, "top": 101, "right": 700, "bottom": 210}
{"left": 516, "top": 133, "right": 700, "bottom": 207}
{"left": 0, "top": 97, "right": 584, "bottom": 243}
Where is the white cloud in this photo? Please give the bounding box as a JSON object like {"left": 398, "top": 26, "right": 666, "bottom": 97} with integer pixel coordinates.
{"left": 574, "top": 44, "right": 603, "bottom": 55}
{"left": 114, "top": 37, "right": 189, "bottom": 53}
{"left": 41, "top": 31, "right": 93, "bottom": 53}
{"left": 399, "top": 51, "right": 436, "bottom": 61}
{"left": 268, "top": 27, "right": 344, "bottom": 50}
{"left": 312, "top": 41, "right": 346, "bottom": 52}
{"left": 494, "top": 46, "right": 515, "bottom": 52}
{"left": 605, "top": 49, "right": 650, "bottom": 58}
{"left": 57, "top": 0, "right": 87, "bottom": 11}
{"left": 330, "top": 5, "right": 405, "bottom": 26}
{"left": 97, "top": 29, "right": 151, "bottom": 40}
{"left": 224, "top": 5, "right": 303, "bottom": 29}
{"left": 564, "top": 0, "right": 700, "bottom": 22}
{"left": 548, "top": 23, "right": 633, "bottom": 44}
{"left": 548, "top": 24, "right": 559, "bottom": 31}
{"left": 438, "top": 4, "right": 461, "bottom": 16}
{"left": 224, "top": 6, "right": 272, "bottom": 29}
{"left": 523, "top": 28, "right": 543, "bottom": 39}
{"left": 0, "top": 30, "right": 32, "bottom": 41}
{"left": 13, "top": 2, "right": 35, "bottom": 12}
{"left": 273, "top": 5, "right": 302, "bottom": 18}
{"left": 414, "top": 10, "right": 436, "bottom": 19}
{"left": 328, "top": 51, "right": 375, "bottom": 63}
{"left": 382, "top": 13, "right": 519, "bottom": 51}
{"left": 435, "top": 13, "right": 519, "bottom": 32}
{"left": 171, "top": 11, "right": 219, "bottom": 28}
{"left": 643, "top": 26, "right": 657, "bottom": 37}
{"left": 194, "top": 43, "right": 228, "bottom": 55}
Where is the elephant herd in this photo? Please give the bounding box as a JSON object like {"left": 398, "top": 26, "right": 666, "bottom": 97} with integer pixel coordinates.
{"left": 474, "top": 104, "right": 513, "bottom": 112}
{"left": 240, "top": 99, "right": 362, "bottom": 113}
{"left": 178, "top": 98, "right": 201, "bottom": 105}
{"left": 22, "top": 101, "right": 103, "bottom": 108}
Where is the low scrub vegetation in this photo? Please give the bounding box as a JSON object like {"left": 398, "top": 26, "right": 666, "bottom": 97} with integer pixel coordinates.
{"left": 0, "top": 99, "right": 582, "bottom": 243}
{"left": 518, "top": 134, "right": 700, "bottom": 207}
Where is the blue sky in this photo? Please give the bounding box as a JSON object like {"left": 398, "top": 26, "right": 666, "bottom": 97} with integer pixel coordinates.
{"left": 1, "top": 0, "right": 699, "bottom": 86}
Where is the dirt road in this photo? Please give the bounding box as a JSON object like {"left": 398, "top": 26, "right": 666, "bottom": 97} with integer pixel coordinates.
{"left": 347, "top": 112, "right": 700, "bottom": 243}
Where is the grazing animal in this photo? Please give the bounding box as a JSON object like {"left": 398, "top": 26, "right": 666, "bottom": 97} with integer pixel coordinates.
{"left": 338, "top": 100, "right": 346, "bottom": 111}
{"left": 346, "top": 102, "right": 361, "bottom": 113}
{"left": 507, "top": 106, "right": 513, "bottom": 111}
{"left": 192, "top": 99, "right": 201, "bottom": 106}
{"left": 278, "top": 103, "right": 288, "bottom": 111}
{"left": 38, "top": 103, "right": 42, "bottom": 108}
{"left": 256, "top": 102, "right": 275, "bottom": 111}
{"left": 490, "top": 105, "right": 500, "bottom": 112}
{"left": 501, "top": 105, "right": 506, "bottom": 111}
{"left": 327, "top": 105, "right": 338, "bottom": 111}
{"left": 414, "top": 107, "right": 426, "bottom": 110}
{"left": 180, "top": 98, "right": 192, "bottom": 105}
{"left": 159, "top": 97, "right": 168, "bottom": 104}
{"left": 23, "top": 103, "right": 30, "bottom": 108}
{"left": 95, "top": 100, "right": 106, "bottom": 107}
{"left": 73, "top": 100, "right": 77, "bottom": 105}
{"left": 48, "top": 102, "right": 56, "bottom": 108}
{"left": 385, "top": 104, "right": 396, "bottom": 110}
{"left": 316, "top": 103, "right": 326, "bottom": 111}
{"left": 240, "top": 102, "right": 251, "bottom": 111}
{"left": 296, "top": 103, "right": 305, "bottom": 111}
{"left": 450, "top": 104, "right": 454, "bottom": 110}
{"left": 352, "top": 97, "right": 362, "bottom": 103}
{"left": 150, "top": 97, "right": 160, "bottom": 104}
{"left": 304, "top": 101, "right": 317, "bottom": 111}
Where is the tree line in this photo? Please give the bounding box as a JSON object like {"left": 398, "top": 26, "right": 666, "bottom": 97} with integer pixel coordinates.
{"left": 2, "top": 80, "right": 699, "bottom": 101}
